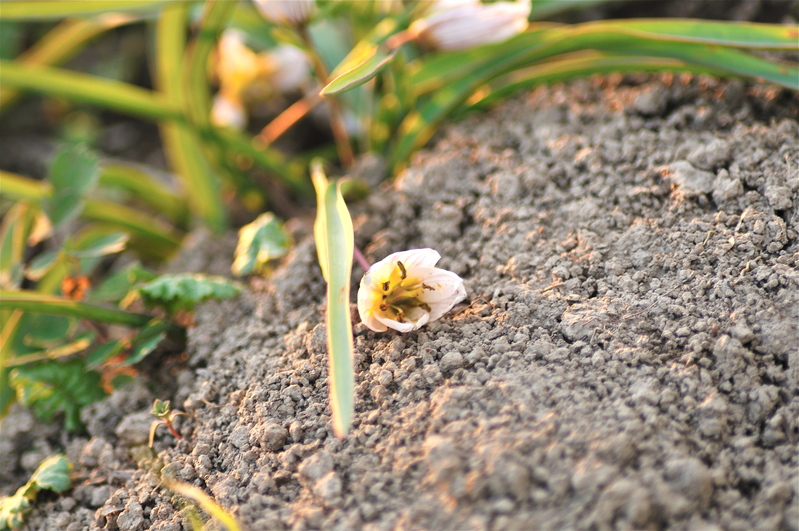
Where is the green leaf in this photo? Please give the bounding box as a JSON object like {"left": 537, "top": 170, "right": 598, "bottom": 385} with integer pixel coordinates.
{"left": 123, "top": 320, "right": 170, "bottom": 366}
{"left": 0, "top": 202, "right": 36, "bottom": 290}
{"left": 99, "top": 164, "right": 188, "bottom": 226}
{"left": 0, "top": 14, "right": 143, "bottom": 110}
{"left": 0, "top": 290, "right": 152, "bottom": 327}
{"left": 156, "top": 2, "right": 227, "bottom": 231}
{"left": 137, "top": 274, "right": 241, "bottom": 314}
{"left": 80, "top": 201, "right": 182, "bottom": 260}
{"left": 10, "top": 359, "right": 105, "bottom": 431}
{"left": 532, "top": 0, "right": 622, "bottom": 19}
{"left": 0, "top": 60, "right": 182, "bottom": 123}
{"left": 0, "top": 0, "right": 169, "bottom": 20}
{"left": 231, "top": 213, "right": 290, "bottom": 277}
{"left": 28, "top": 455, "right": 72, "bottom": 494}
{"left": 0, "top": 489, "right": 30, "bottom": 530}
{"left": 88, "top": 262, "right": 155, "bottom": 304}
{"left": 66, "top": 231, "right": 129, "bottom": 258}
{"left": 311, "top": 161, "right": 355, "bottom": 438}
{"left": 86, "top": 340, "right": 123, "bottom": 369}
{"left": 24, "top": 250, "right": 62, "bottom": 282}
{"left": 467, "top": 53, "right": 716, "bottom": 110}
{"left": 321, "top": 44, "right": 398, "bottom": 96}
{"left": 590, "top": 19, "right": 799, "bottom": 49}
{"left": 0, "top": 455, "right": 72, "bottom": 530}
{"left": 45, "top": 144, "right": 101, "bottom": 228}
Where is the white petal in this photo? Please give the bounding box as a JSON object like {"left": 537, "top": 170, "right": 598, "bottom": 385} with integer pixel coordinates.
{"left": 411, "top": 0, "right": 530, "bottom": 51}
{"left": 375, "top": 311, "right": 429, "bottom": 333}
{"left": 268, "top": 45, "right": 310, "bottom": 92}
{"left": 211, "top": 95, "right": 246, "bottom": 130}
{"left": 253, "top": 0, "right": 315, "bottom": 26}
{"left": 373, "top": 248, "right": 441, "bottom": 272}
{"left": 361, "top": 310, "right": 389, "bottom": 332}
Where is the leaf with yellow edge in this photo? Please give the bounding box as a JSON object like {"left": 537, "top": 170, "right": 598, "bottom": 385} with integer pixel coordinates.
{"left": 311, "top": 160, "right": 355, "bottom": 437}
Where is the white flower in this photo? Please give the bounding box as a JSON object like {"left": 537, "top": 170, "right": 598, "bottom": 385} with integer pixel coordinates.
{"left": 211, "top": 94, "right": 247, "bottom": 130}
{"left": 409, "top": 0, "right": 531, "bottom": 51}
{"left": 268, "top": 44, "right": 311, "bottom": 93}
{"left": 357, "top": 249, "right": 466, "bottom": 333}
{"left": 253, "top": 0, "right": 316, "bottom": 26}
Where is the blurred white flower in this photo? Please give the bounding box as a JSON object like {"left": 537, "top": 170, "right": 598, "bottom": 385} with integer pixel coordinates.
{"left": 358, "top": 249, "right": 466, "bottom": 333}
{"left": 253, "top": 0, "right": 316, "bottom": 26}
{"left": 409, "top": 0, "right": 531, "bottom": 51}
{"left": 212, "top": 31, "right": 311, "bottom": 128}
{"left": 211, "top": 94, "right": 247, "bottom": 130}
{"left": 268, "top": 44, "right": 311, "bottom": 93}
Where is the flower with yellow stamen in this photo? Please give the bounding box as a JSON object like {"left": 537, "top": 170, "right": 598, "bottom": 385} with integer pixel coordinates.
{"left": 357, "top": 249, "right": 466, "bottom": 333}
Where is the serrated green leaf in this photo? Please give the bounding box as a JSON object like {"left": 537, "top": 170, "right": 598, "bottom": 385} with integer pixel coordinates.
{"left": 231, "top": 213, "right": 290, "bottom": 277}
{"left": 311, "top": 160, "right": 355, "bottom": 438}
{"left": 10, "top": 359, "right": 106, "bottom": 431}
{"left": 29, "top": 455, "right": 72, "bottom": 494}
{"left": 45, "top": 144, "right": 101, "bottom": 228}
{"left": 138, "top": 274, "right": 241, "bottom": 314}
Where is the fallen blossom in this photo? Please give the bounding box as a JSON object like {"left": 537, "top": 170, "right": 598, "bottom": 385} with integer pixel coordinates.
{"left": 358, "top": 248, "right": 466, "bottom": 333}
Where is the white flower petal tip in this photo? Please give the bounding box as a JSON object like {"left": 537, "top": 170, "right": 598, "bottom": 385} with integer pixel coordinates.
{"left": 211, "top": 95, "right": 247, "bottom": 130}
{"left": 252, "top": 0, "right": 316, "bottom": 26}
{"left": 409, "top": 0, "right": 531, "bottom": 51}
{"left": 357, "top": 248, "right": 467, "bottom": 333}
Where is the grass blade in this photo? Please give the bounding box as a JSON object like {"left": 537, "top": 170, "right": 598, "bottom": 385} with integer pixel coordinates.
{"left": 0, "top": 290, "right": 151, "bottom": 327}
{"left": 0, "top": 171, "right": 182, "bottom": 258}
{"left": 591, "top": 19, "right": 799, "bottom": 49}
{"left": 81, "top": 201, "right": 182, "bottom": 259}
{"left": 0, "top": 0, "right": 170, "bottom": 20}
{"left": 468, "top": 53, "right": 720, "bottom": 110}
{"left": 163, "top": 479, "right": 241, "bottom": 531}
{"left": 100, "top": 164, "right": 188, "bottom": 225}
{"left": 0, "top": 14, "right": 141, "bottom": 109}
{"left": 0, "top": 60, "right": 181, "bottom": 122}
{"left": 311, "top": 161, "right": 355, "bottom": 438}
{"left": 155, "top": 2, "right": 226, "bottom": 230}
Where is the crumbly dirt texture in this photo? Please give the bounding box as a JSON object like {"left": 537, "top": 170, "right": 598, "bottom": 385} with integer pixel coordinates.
{"left": 3, "top": 75, "right": 798, "bottom": 531}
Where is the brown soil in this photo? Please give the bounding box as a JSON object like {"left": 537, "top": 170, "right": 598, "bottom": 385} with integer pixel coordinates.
{"left": 3, "top": 74, "right": 798, "bottom": 531}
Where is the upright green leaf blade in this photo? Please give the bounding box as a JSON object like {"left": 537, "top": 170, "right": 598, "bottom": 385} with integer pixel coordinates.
{"left": 311, "top": 161, "right": 355, "bottom": 437}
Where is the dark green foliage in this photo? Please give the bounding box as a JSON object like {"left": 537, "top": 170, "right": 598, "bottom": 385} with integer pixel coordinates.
{"left": 9, "top": 359, "right": 105, "bottom": 431}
